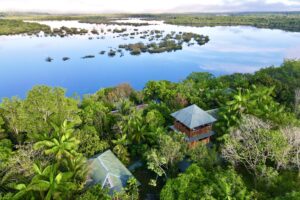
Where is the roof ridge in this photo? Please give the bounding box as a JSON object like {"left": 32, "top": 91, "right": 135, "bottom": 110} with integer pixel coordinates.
{"left": 189, "top": 105, "right": 197, "bottom": 128}
{"left": 98, "top": 157, "right": 109, "bottom": 172}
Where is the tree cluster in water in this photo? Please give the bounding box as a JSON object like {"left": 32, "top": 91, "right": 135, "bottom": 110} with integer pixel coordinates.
{"left": 45, "top": 28, "right": 209, "bottom": 62}
{"left": 118, "top": 31, "right": 209, "bottom": 55}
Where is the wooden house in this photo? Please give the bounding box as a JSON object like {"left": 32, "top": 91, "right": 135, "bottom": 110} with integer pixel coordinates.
{"left": 170, "top": 104, "right": 217, "bottom": 148}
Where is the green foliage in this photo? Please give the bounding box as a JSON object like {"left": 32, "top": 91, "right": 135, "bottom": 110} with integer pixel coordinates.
{"left": 216, "top": 85, "right": 291, "bottom": 135}
{"left": 160, "top": 164, "right": 253, "bottom": 200}
{"left": 76, "top": 184, "right": 111, "bottom": 200}
{"left": 0, "top": 193, "right": 13, "bottom": 200}
{"left": 146, "top": 149, "right": 167, "bottom": 181}
{"left": 145, "top": 110, "right": 165, "bottom": 131}
{"left": 0, "top": 97, "right": 26, "bottom": 143}
{"left": 112, "top": 134, "right": 130, "bottom": 165}
{"left": 0, "top": 116, "right": 4, "bottom": 134}
{"left": 12, "top": 163, "right": 76, "bottom": 200}
{"left": 75, "top": 125, "right": 109, "bottom": 157}
{"left": 253, "top": 60, "right": 300, "bottom": 108}
{"left": 222, "top": 115, "right": 291, "bottom": 180}
{"left": 276, "top": 191, "right": 300, "bottom": 200}
{"left": 117, "top": 109, "right": 148, "bottom": 145}
{"left": 186, "top": 72, "right": 214, "bottom": 84}
{"left": 0, "top": 86, "right": 80, "bottom": 144}
{"left": 145, "top": 102, "right": 172, "bottom": 125}
{"left": 162, "top": 14, "right": 300, "bottom": 32}
{"left": 61, "top": 155, "right": 88, "bottom": 189}
{"left": 117, "top": 177, "right": 140, "bottom": 200}
{"left": 0, "top": 144, "right": 45, "bottom": 192}
{"left": 146, "top": 132, "right": 187, "bottom": 185}
{"left": 143, "top": 80, "right": 176, "bottom": 103}
{"left": 33, "top": 120, "right": 80, "bottom": 161}
{"left": 0, "top": 139, "right": 12, "bottom": 164}
{"left": 24, "top": 86, "right": 81, "bottom": 137}
{"left": 0, "top": 60, "right": 300, "bottom": 199}
{"left": 80, "top": 98, "right": 111, "bottom": 136}
{"left": 1, "top": 120, "right": 87, "bottom": 199}
{"left": 0, "top": 19, "right": 51, "bottom": 35}
{"left": 188, "top": 144, "right": 220, "bottom": 170}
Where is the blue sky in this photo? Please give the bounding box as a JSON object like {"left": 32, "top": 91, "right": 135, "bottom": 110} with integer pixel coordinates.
{"left": 0, "top": 0, "right": 300, "bottom": 13}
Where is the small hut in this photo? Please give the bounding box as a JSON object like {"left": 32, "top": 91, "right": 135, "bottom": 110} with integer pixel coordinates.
{"left": 87, "top": 150, "right": 138, "bottom": 194}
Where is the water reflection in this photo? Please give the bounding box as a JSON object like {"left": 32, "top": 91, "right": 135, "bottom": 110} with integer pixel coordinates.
{"left": 0, "top": 20, "right": 300, "bottom": 99}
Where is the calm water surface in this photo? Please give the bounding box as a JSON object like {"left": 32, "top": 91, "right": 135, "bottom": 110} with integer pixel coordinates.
{"left": 1, "top": 19, "right": 300, "bottom": 99}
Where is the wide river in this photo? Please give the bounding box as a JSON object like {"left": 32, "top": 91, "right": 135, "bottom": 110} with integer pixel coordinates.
{"left": 1, "top": 19, "right": 300, "bottom": 99}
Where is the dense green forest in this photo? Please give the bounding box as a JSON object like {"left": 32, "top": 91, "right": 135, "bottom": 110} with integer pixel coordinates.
{"left": 0, "top": 19, "right": 51, "bottom": 35}
{"left": 0, "top": 60, "right": 300, "bottom": 199}
{"left": 158, "top": 13, "right": 300, "bottom": 32}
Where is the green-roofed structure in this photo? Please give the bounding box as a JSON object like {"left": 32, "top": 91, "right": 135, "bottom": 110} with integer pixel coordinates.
{"left": 170, "top": 104, "right": 217, "bottom": 148}
{"left": 87, "top": 150, "right": 138, "bottom": 194}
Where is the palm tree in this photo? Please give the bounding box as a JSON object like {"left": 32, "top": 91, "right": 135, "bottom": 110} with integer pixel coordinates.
{"left": 115, "top": 99, "right": 133, "bottom": 115}
{"left": 62, "top": 155, "right": 88, "bottom": 189}
{"left": 34, "top": 120, "right": 79, "bottom": 161}
{"left": 12, "top": 163, "right": 76, "bottom": 200}
{"left": 118, "top": 109, "right": 148, "bottom": 144}
{"left": 112, "top": 134, "right": 130, "bottom": 165}
{"left": 129, "top": 124, "right": 147, "bottom": 144}
{"left": 11, "top": 183, "right": 35, "bottom": 200}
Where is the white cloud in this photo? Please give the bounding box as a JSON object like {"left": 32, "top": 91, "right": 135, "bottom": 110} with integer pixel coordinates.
{"left": 0, "top": 0, "right": 298, "bottom": 13}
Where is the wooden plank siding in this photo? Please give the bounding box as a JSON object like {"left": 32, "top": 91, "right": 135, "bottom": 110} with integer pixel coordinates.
{"left": 174, "top": 120, "right": 212, "bottom": 148}
{"left": 174, "top": 121, "right": 212, "bottom": 137}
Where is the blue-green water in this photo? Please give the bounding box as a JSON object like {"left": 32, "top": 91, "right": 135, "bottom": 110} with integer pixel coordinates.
{"left": 0, "top": 20, "right": 300, "bottom": 99}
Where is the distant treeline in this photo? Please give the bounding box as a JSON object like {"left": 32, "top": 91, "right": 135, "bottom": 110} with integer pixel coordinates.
{"left": 158, "top": 14, "right": 300, "bottom": 32}
{"left": 2, "top": 12, "right": 300, "bottom": 35}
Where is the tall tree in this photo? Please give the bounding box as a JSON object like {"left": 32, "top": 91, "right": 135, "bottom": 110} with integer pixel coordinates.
{"left": 118, "top": 109, "right": 148, "bottom": 144}
{"left": 222, "top": 115, "right": 289, "bottom": 180}
{"left": 112, "top": 134, "right": 130, "bottom": 165}
{"left": 281, "top": 126, "right": 300, "bottom": 170}
{"left": 23, "top": 86, "right": 80, "bottom": 136}
{"left": 81, "top": 98, "right": 110, "bottom": 137}
{"left": 146, "top": 132, "right": 186, "bottom": 186}
{"left": 160, "top": 165, "right": 253, "bottom": 200}
{"left": 34, "top": 120, "right": 79, "bottom": 162}
{"left": 217, "top": 86, "right": 288, "bottom": 135}
{"left": 75, "top": 125, "right": 108, "bottom": 157}
{"left": 0, "top": 97, "right": 25, "bottom": 143}
{"left": 13, "top": 163, "right": 76, "bottom": 200}
{"left": 0, "top": 116, "right": 5, "bottom": 137}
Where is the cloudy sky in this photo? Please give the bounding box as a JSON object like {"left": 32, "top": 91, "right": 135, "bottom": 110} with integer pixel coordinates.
{"left": 0, "top": 0, "right": 300, "bottom": 13}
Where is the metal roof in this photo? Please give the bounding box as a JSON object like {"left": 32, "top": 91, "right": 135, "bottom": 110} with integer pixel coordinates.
{"left": 88, "top": 150, "right": 135, "bottom": 193}
{"left": 171, "top": 104, "right": 217, "bottom": 129}
{"left": 206, "top": 108, "right": 220, "bottom": 119}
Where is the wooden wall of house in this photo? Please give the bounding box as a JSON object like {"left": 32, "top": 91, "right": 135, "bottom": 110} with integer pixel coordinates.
{"left": 188, "top": 137, "right": 210, "bottom": 148}
{"left": 174, "top": 120, "right": 191, "bottom": 135}
{"left": 190, "top": 125, "right": 212, "bottom": 137}
{"left": 174, "top": 121, "right": 212, "bottom": 138}
{"left": 174, "top": 120, "right": 212, "bottom": 149}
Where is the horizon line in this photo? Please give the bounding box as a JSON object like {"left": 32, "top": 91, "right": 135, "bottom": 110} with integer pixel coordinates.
{"left": 1, "top": 10, "right": 300, "bottom": 15}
